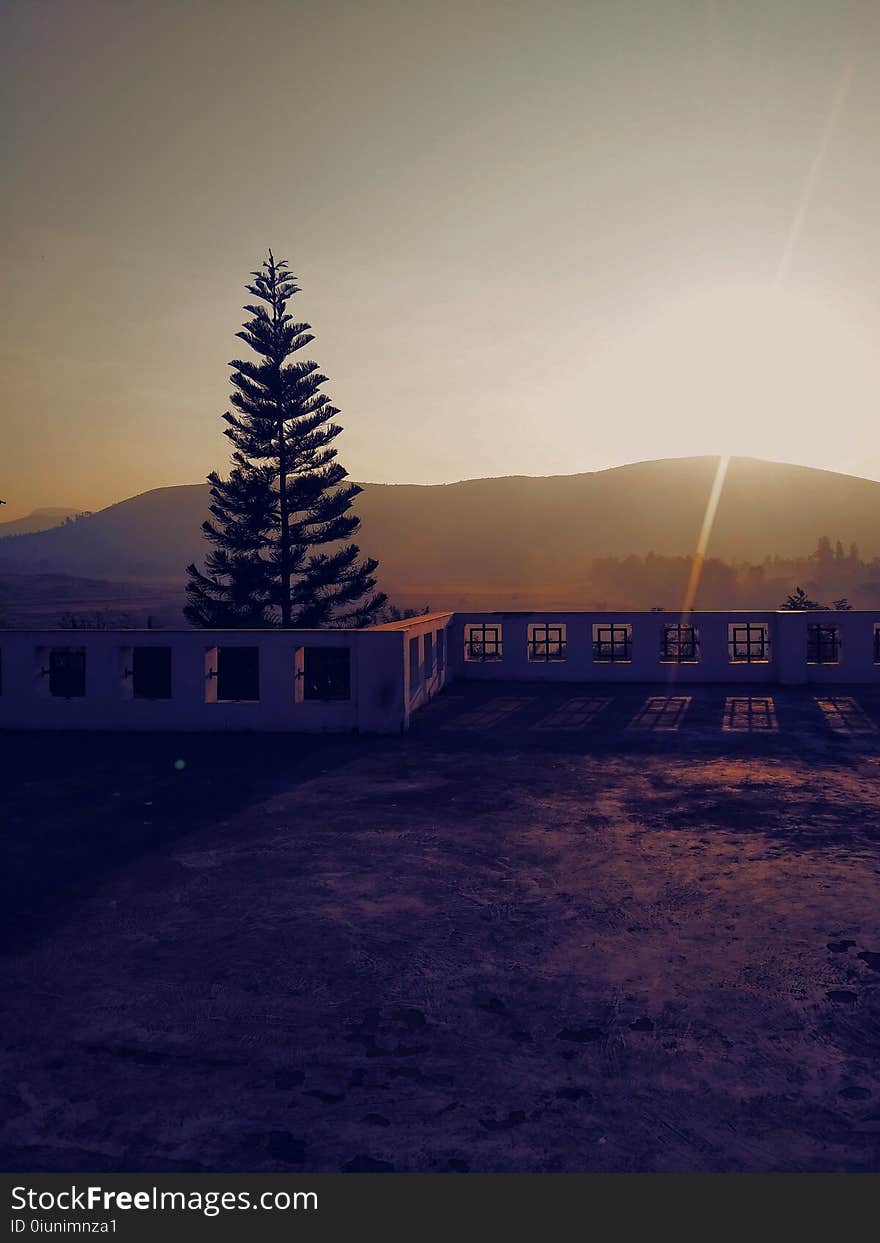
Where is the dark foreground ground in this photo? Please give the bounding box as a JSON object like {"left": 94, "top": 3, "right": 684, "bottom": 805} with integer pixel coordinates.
{"left": 2, "top": 682, "right": 880, "bottom": 1173}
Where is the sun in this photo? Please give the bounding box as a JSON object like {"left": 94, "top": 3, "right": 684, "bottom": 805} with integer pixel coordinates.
{"left": 669, "top": 285, "right": 864, "bottom": 460}
{"left": 577, "top": 283, "right": 878, "bottom": 471}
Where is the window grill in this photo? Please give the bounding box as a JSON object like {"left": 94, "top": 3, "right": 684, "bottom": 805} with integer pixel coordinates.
{"left": 527, "top": 623, "right": 566, "bottom": 662}
{"left": 728, "top": 622, "right": 771, "bottom": 664}
{"left": 592, "top": 623, "right": 632, "bottom": 663}
{"left": 660, "top": 623, "right": 699, "bottom": 663}
{"left": 807, "top": 625, "right": 840, "bottom": 665}
{"left": 464, "top": 623, "right": 503, "bottom": 662}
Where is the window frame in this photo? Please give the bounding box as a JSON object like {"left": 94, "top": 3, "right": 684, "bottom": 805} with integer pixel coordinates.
{"left": 727, "top": 621, "right": 771, "bottom": 665}
{"left": 527, "top": 622, "right": 567, "bottom": 663}
{"left": 806, "top": 624, "right": 840, "bottom": 666}
{"left": 464, "top": 623, "right": 503, "bottom": 662}
{"left": 302, "top": 645, "right": 351, "bottom": 702}
{"left": 214, "top": 645, "right": 260, "bottom": 702}
{"left": 659, "top": 622, "right": 700, "bottom": 664}
{"left": 130, "top": 645, "right": 173, "bottom": 700}
{"left": 423, "top": 631, "right": 434, "bottom": 675}
{"left": 592, "top": 622, "right": 633, "bottom": 664}
{"left": 48, "top": 647, "right": 87, "bottom": 698}
{"left": 409, "top": 635, "right": 421, "bottom": 687}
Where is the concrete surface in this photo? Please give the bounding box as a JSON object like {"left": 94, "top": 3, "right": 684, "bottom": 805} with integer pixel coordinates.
{"left": 2, "top": 681, "right": 879, "bottom": 1172}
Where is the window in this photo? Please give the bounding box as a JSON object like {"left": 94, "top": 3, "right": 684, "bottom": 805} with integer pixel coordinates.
{"left": 464, "top": 622, "right": 502, "bottom": 662}
{"left": 214, "top": 646, "right": 259, "bottom": 701}
{"left": 130, "top": 646, "right": 172, "bottom": 699}
{"left": 728, "top": 622, "right": 771, "bottom": 664}
{"left": 48, "top": 648, "right": 86, "bottom": 698}
{"left": 527, "top": 623, "right": 566, "bottom": 662}
{"left": 660, "top": 623, "right": 699, "bottom": 663}
{"left": 592, "top": 623, "right": 632, "bottom": 663}
{"left": 409, "top": 636, "right": 421, "bottom": 687}
{"left": 302, "top": 647, "right": 350, "bottom": 701}
{"left": 874, "top": 624, "right": 880, "bottom": 665}
{"left": 807, "top": 625, "right": 839, "bottom": 665}
{"left": 424, "top": 631, "right": 434, "bottom": 675}
{"left": 436, "top": 628, "right": 446, "bottom": 674}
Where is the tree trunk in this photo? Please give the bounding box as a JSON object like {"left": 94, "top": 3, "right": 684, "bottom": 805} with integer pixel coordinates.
{"left": 272, "top": 261, "right": 292, "bottom": 627}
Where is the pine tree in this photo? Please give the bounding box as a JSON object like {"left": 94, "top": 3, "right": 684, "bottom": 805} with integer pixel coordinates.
{"left": 185, "top": 253, "right": 386, "bottom": 628}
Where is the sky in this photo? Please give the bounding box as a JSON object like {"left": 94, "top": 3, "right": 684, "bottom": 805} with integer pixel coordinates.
{"left": 3, "top": 0, "right": 880, "bottom": 519}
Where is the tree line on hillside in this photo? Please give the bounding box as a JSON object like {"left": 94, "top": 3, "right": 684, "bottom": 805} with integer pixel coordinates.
{"left": 587, "top": 537, "right": 880, "bottom": 611}
{"left": 0, "top": 510, "right": 93, "bottom": 545}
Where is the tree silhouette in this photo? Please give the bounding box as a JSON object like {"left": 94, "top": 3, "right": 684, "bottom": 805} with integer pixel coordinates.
{"left": 781, "top": 585, "right": 823, "bottom": 610}
{"left": 186, "top": 253, "right": 385, "bottom": 628}
{"left": 59, "top": 610, "right": 136, "bottom": 629}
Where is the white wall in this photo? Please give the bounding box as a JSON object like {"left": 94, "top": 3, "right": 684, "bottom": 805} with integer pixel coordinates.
{"left": 0, "top": 628, "right": 410, "bottom": 734}
{"left": 1, "top": 611, "right": 877, "bottom": 735}
{"left": 368, "top": 612, "right": 455, "bottom": 715}
{"left": 450, "top": 611, "right": 880, "bottom": 685}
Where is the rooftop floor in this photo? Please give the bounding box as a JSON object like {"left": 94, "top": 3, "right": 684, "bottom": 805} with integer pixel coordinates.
{"left": 2, "top": 682, "right": 880, "bottom": 1172}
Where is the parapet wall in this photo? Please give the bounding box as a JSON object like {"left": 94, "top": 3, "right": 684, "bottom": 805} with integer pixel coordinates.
{"left": 1, "top": 611, "right": 877, "bottom": 733}
{"left": 0, "top": 613, "right": 454, "bottom": 734}
{"left": 451, "top": 611, "right": 880, "bottom": 685}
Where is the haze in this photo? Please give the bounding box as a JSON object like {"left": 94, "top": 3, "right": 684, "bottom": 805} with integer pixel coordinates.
{"left": 4, "top": 0, "right": 880, "bottom": 520}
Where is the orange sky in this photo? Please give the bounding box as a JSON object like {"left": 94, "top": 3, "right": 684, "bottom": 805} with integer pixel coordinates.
{"left": 5, "top": 1, "right": 880, "bottom": 520}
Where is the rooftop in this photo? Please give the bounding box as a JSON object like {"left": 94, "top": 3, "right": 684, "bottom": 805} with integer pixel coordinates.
{"left": 2, "top": 681, "right": 879, "bottom": 1172}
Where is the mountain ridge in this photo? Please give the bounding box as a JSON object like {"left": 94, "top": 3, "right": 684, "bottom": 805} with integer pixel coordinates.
{"left": 0, "top": 507, "right": 83, "bottom": 538}
{"left": 3, "top": 458, "right": 880, "bottom": 598}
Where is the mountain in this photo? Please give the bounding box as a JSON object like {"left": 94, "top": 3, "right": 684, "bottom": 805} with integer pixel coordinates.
{"left": 0, "top": 571, "right": 184, "bottom": 629}
{"left": 0, "top": 507, "right": 83, "bottom": 538}
{"left": 3, "top": 457, "right": 880, "bottom": 610}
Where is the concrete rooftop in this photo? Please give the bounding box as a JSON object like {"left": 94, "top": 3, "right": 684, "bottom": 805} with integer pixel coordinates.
{"left": 2, "top": 681, "right": 880, "bottom": 1172}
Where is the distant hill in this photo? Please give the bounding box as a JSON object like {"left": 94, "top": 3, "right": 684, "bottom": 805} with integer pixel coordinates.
{"left": 0, "top": 507, "right": 82, "bottom": 538}
{"left": 3, "top": 457, "right": 880, "bottom": 609}
{"left": 0, "top": 571, "right": 184, "bottom": 630}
